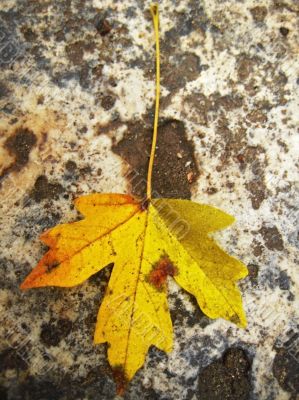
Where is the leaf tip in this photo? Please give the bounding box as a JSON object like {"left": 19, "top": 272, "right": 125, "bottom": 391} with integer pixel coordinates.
{"left": 230, "top": 312, "right": 247, "bottom": 329}
{"left": 112, "top": 366, "right": 129, "bottom": 396}
{"left": 20, "top": 274, "right": 36, "bottom": 291}
{"left": 20, "top": 280, "right": 29, "bottom": 291}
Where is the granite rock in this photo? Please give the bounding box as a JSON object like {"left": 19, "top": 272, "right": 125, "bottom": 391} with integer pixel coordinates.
{"left": 0, "top": 0, "right": 298, "bottom": 399}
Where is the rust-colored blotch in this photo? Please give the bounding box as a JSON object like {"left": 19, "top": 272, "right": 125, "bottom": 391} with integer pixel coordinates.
{"left": 148, "top": 256, "right": 177, "bottom": 289}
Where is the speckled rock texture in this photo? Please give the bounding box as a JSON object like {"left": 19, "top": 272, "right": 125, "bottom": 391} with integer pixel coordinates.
{"left": 0, "top": 0, "right": 298, "bottom": 399}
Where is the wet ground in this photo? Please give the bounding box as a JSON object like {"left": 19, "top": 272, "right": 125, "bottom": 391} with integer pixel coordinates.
{"left": 0, "top": 0, "right": 298, "bottom": 399}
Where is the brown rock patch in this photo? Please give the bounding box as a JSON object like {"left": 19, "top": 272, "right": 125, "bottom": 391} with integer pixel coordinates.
{"left": 250, "top": 7, "right": 268, "bottom": 23}
{"left": 112, "top": 119, "right": 199, "bottom": 199}
{"left": 30, "top": 175, "right": 64, "bottom": 202}
{"left": 259, "top": 225, "right": 284, "bottom": 251}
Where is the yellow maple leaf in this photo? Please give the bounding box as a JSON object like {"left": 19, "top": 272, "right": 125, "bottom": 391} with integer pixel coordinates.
{"left": 21, "top": 194, "right": 247, "bottom": 385}
{"left": 20, "top": 4, "right": 248, "bottom": 394}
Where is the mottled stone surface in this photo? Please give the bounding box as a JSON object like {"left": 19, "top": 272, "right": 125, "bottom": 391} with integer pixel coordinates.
{"left": 0, "top": 0, "right": 298, "bottom": 399}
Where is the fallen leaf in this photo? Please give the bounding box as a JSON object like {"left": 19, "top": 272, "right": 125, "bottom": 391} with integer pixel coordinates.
{"left": 21, "top": 193, "right": 247, "bottom": 391}
{"left": 20, "top": 4, "right": 248, "bottom": 394}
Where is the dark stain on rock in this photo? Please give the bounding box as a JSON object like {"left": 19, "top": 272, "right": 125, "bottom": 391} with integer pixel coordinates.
{"left": 250, "top": 6, "right": 268, "bottom": 23}
{"left": 206, "top": 187, "right": 218, "bottom": 195}
{"left": 0, "top": 385, "right": 7, "bottom": 400}
{"left": 147, "top": 3, "right": 207, "bottom": 97}
{"left": 1, "top": 128, "right": 37, "bottom": 182}
{"left": 64, "top": 160, "right": 78, "bottom": 181}
{"left": 246, "top": 264, "right": 259, "bottom": 285}
{"left": 259, "top": 224, "right": 284, "bottom": 251}
{"left": 4, "top": 128, "right": 36, "bottom": 170}
{"left": 5, "top": 128, "right": 37, "bottom": 168}
{"left": 279, "top": 27, "right": 289, "bottom": 37}
{"left": 235, "top": 145, "right": 268, "bottom": 210}
{"left": 51, "top": 71, "right": 79, "bottom": 88}
{"left": 0, "top": 81, "right": 10, "bottom": 98}
{"left": 79, "top": 63, "right": 91, "bottom": 89}
{"left": 272, "top": 347, "right": 299, "bottom": 395}
{"left": 164, "top": 2, "right": 207, "bottom": 40}
{"left": 278, "top": 270, "right": 291, "bottom": 290}
{"left": 237, "top": 56, "right": 259, "bottom": 81}
{"left": 101, "top": 95, "right": 116, "bottom": 111}
{"left": 197, "top": 347, "right": 251, "bottom": 400}
{"left": 215, "top": 118, "right": 269, "bottom": 210}
{"left": 171, "top": 295, "right": 207, "bottom": 328}
{"left": 37, "top": 94, "right": 45, "bottom": 105}
{"left": 79, "top": 165, "right": 92, "bottom": 176}
{"left": 65, "top": 41, "right": 85, "bottom": 65}
{"left": 40, "top": 318, "right": 72, "bottom": 347}
{"left": 30, "top": 175, "right": 64, "bottom": 202}
{"left": 8, "top": 376, "right": 64, "bottom": 400}
{"left": 148, "top": 256, "right": 177, "bottom": 290}
{"left": 112, "top": 119, "right": 199, "bottom": 199}
{"left": 65, "top": 160, "right": 77, "bottom": 173}
{"left": 42, "top": 367, "right": 116, "bottom": 400}
{"left": 246, "top": 180, "right": 268, "bottom": 210}
{"left": 182, "top": 93, "right": 210, "bottom": 127}
{"left": 214, "top": 118, "right": 245, "bottom": 165}
{"left": 95, "top": 16, "right": 112, "bottom": 36}
{"left": 161, "top": 52, "right": 202, "bottom": 91}
{"left": 17, "top": 211, "right": 61, "bottom": 241}
{"left": 0, "top": 348, "right": 28, "bottom": 372}
{"left": 214, "top": 93, "right": 244, "bottom": 112}
{"left": 246, "top": 110, "right": 268, "bottom": 125}
{"left": 10, "top": 364, "right": 111, "bottom": 399}
{"left": 20, "top": 26, "right": 38, "bottom": 42}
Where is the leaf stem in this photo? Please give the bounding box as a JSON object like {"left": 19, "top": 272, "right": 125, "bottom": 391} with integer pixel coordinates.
{"left": 147, "top": 3, "right": 160, "bottom": 201}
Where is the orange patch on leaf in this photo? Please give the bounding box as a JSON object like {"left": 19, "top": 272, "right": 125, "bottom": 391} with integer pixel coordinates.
{"left": 148, "top": 256, "right": 177, "bottom": 289}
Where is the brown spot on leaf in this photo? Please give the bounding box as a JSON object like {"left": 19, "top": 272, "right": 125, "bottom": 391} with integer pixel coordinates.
{"left": 140, "top": 198, "right": 149, "bottom": 211}
{"left": 148, "top": 256, "right": 177, "bottom": 289}
{"left": 45, "top": 260, "right": 60, "bottom": 273}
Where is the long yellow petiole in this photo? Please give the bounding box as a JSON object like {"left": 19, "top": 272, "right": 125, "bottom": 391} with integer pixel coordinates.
{"left": 147, "top": 3, "right": 160, "bottom": 201}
